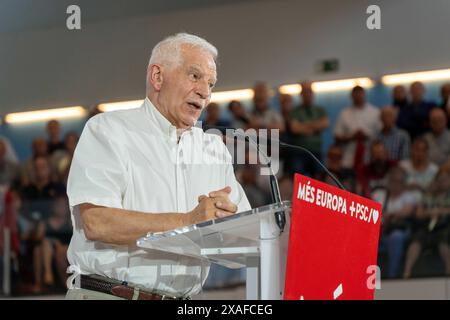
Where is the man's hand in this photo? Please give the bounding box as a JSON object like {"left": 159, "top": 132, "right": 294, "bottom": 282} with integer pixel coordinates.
{"left": 208, "top": 186, "right": 238, "bottom": 217}
{"left": 186, "top": 186, "right": 238, "bottom": 225}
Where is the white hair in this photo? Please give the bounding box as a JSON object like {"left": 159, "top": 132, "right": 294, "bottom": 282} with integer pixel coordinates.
{"left": 148, "top": 32, "right": 218, "bottom": 69}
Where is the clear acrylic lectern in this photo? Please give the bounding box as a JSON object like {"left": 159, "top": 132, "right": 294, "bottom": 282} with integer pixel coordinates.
{"left": 136, "top": 201, "right": 292, "bottom": 300}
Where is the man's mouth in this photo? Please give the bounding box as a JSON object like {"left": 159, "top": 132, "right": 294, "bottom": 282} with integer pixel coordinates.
{"left": 187, "top": 101, "right": 202, "bottom": 110}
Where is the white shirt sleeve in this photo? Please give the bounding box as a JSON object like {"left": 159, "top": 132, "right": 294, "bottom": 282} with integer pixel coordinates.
{"left": 67, "top": 116, "right": 128, "bottom": 210}
{"left": 333, "top": 109, "right": 347, "bottom": 137}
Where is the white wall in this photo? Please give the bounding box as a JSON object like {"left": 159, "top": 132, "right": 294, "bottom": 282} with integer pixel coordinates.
{"left": 1, "top": 0, "right": 450, "bottom": 114}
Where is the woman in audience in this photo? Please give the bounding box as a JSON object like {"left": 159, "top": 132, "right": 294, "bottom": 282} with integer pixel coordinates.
{"left": 403, "top": 170, "right": 450, "bottom": 278}
{"left": 377, "top": 167, "right": 420, "bottom": 278}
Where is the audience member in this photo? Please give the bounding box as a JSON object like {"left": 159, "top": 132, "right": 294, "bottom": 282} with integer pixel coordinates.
{"left": 249, "top": 82, "right": 285, "bottom": 132}
{"left": 202, "top": 102, "right": 231, "bottom": 131}
{"left": 0, "top": 136, "right": 19, "bottom": 164}
{"left": 378, "top": 167, "right": 419, "bottom": 278}
{"left": 20, "top": 156, "right": 66, "bottom": 222}
{"left": 287, "top": 81, "right": 329, "bottom": 177}
{"left": 392, "top": 85, "right": 409, "bottom": 110}
{"left": 423, "top": 108, "right": 450, "bottom": 166}
{"left": 228, "top": 100, "right": 250, "bottom": 130}
{"left": 46, "top": 120, "right": 65, "bottom": 155}
{"left": 403, "top": 171, "right": 450, "bottom": 278}
{"left": 358, "top": 141, "right": 397, "bottom": 197}
{"left": 399, "top": 138, "right": 439, "bottom": 192}
{"left": 376, "top": 105, "right": 410, "bottom": 161}
{"left": 317, "top": 145, "right": 357, "bottom": 193}
{"left": 21, "top": 137, "right": 50, "bottom": 187}
{"left": 439, "top": 83, "right": 450, "bottom": 110}
{"left": 334, "top": 86, "right": 381, "bottom": 169}
{"left": 44, "top": 196, "right": 72, "bottom": 289}
{"left": 397, "top": 81, "right": 435, "bottom": 139}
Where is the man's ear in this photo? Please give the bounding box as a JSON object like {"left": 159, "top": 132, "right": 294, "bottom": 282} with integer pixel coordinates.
{"left": 147, "top": 64, "right": 163, "bottom": 92}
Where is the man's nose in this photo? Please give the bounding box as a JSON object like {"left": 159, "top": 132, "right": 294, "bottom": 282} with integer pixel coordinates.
{"left": 195, "top": 81, "right": 211, "bottom": 100}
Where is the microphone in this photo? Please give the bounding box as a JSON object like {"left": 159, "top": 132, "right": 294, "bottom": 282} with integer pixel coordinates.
{"left": 202, "top": 124, "right": 347, "bottom": 233}
{"left": 231, "top": 129, "right": 286, "bottom": 234}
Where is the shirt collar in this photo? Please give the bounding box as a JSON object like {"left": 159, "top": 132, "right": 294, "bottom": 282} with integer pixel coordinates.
{"left": 143, "top": 97, "right": 193, "bottom": 142}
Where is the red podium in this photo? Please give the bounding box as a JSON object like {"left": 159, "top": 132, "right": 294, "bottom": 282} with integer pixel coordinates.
{"left": 284, "top": 174, "right": 382, "bottom": 300}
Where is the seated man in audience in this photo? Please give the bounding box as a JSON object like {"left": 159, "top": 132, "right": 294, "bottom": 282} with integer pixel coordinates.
{"left": 317, "top": 144, "right": 357, "bottom": 193}
{"left": 397, "top": 81, "right": 435, "bottom": 140}
{"left": 227, "top": 100, "right": 250, "bottom": 130}
{"left": 423, "top": 108, "right": 450, "bottom": 166}
{"left": 376, "top": 105, "right": 410, "bottom": 161}
{"left": 19, "top": 156, "right": 67, "bottom": 293}
{"left": 201, "top": 102, "right": 231, "bottom": 133}
{"left": 399, "top": 138, "right": 439, "bottom": 192}
{"left": 21, "top": 156, "right": 66, "bottom": 222}
{"left": 44, "top": 196, "right": 72, "bottom": 290}
{"left": 334, "top": 85, "right": 381, "bottom": 170}
{"left": 403, "top": 170, "right": 450, "bottom": 278}
{"left": 377, "top": 167, "right": 420, "bottom": 279}
{"left": 287, "top": 81, "right": 329, "bottom": 177}
{"left": 21, "top": 137, "right": 50, "bottom": 187}
{"left": 392, "top": 85, "right": 409, "bottom": 110}
{"left": 358, "top": 141, "right": 397, "bottom": 198}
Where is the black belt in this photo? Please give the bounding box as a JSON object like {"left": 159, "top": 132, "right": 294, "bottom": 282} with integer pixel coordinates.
{"left": 79, "top": 274, "right": 185, "bottom": 300}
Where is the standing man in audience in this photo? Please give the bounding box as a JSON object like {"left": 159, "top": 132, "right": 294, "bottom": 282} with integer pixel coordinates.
{"left": 397, "top": 81, "right": 435, "bottom": 140}
{"left": 440, "top": 83, "right": 450, "bottom": 110}
{"left": 423, "top": 108, "right": 450, "bottom": 166}
{"left": 392, "top": 85, "right": 409, "bottom": 110}
{"left": 249, "top": 82, "right": 285, "bottom": 132}
{"left": 334, "top": 86, "right": 381, "bottom": 169}
{"left": 376, "top": 105, "right": 410, "bottom": 161}
{"left": 65, "top": 33, "right": 251, "bottom": 300}
{"left": 46, "top": 120, "right": 65, "bottom": 155}
{"left": 287, "top": 81, "right": 329, "bottom": 177}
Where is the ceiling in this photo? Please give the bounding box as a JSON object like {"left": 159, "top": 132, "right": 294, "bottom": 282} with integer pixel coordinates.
{"left": 0, "top": 0, "right": 258, "bottom": 33}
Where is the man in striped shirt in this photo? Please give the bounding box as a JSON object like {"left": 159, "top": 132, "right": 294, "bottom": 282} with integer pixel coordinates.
{"left": 376, "top": 105, "right": 411, "bottom": 161}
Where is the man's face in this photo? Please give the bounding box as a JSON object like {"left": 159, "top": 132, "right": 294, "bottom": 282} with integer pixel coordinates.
{"left": 371, "top": 143, "right": 387, "bottom": 162}
{"left": 253, "top": 83, "right": 270, "bottom": 112}
{"left": 279, "top": 94, "right": 293, "bottom": 114}
{"left": 351, "top": 89, "right": 366, "bottom": 106}
{"left": 300, "top": 83, "right": 314, "bottom": 106}
{"left": 47, "top": 120, "right": 60, "bottom": 139}
{"left": 157, "top": 45, "right": 217, "bottom": 129}
{"left": 411, "top": 140, "right": 428, "bottom": 163}
{"left": 430, "top": 108, "right": 447, "bottom": 134}
{"left": 206, "top": 103, "right": 220, "bottom": 122}
{"left": 34, "top": 157, "right": 50, "bottom": 182}
{"left": 393, "top": 85, "right": 407, "bottom": 101}
{"left": 32, "top": 138, "right": 48, "bottom": 157}
{"left": 381, "top": 107, "right": 396, "bottom": 129}
{"left": 410, "top": 82, "right": 425, "bottom": 103}
{"left": 441, "top": 83, "right": 450, "bottom": 103}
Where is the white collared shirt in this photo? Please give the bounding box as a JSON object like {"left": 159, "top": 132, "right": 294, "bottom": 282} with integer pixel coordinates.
{"left": 333, "top": 103, "right": 381, "bottom": 168}
{"left": 66, "top": 98, "right": 251, "bottom": 296}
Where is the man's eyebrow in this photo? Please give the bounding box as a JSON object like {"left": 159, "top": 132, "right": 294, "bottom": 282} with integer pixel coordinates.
{"left": 189, "top": 65, "right": 217, "bottom": 83}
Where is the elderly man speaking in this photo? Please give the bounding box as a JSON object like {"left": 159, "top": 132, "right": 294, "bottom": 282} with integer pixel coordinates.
{"left": 65, "top": 33, "right": 251, "bottom": 300}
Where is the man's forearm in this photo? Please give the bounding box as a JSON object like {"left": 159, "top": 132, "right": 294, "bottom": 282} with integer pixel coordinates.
{"left": 80, "top": 204, "right": 190, "bottom": 246}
